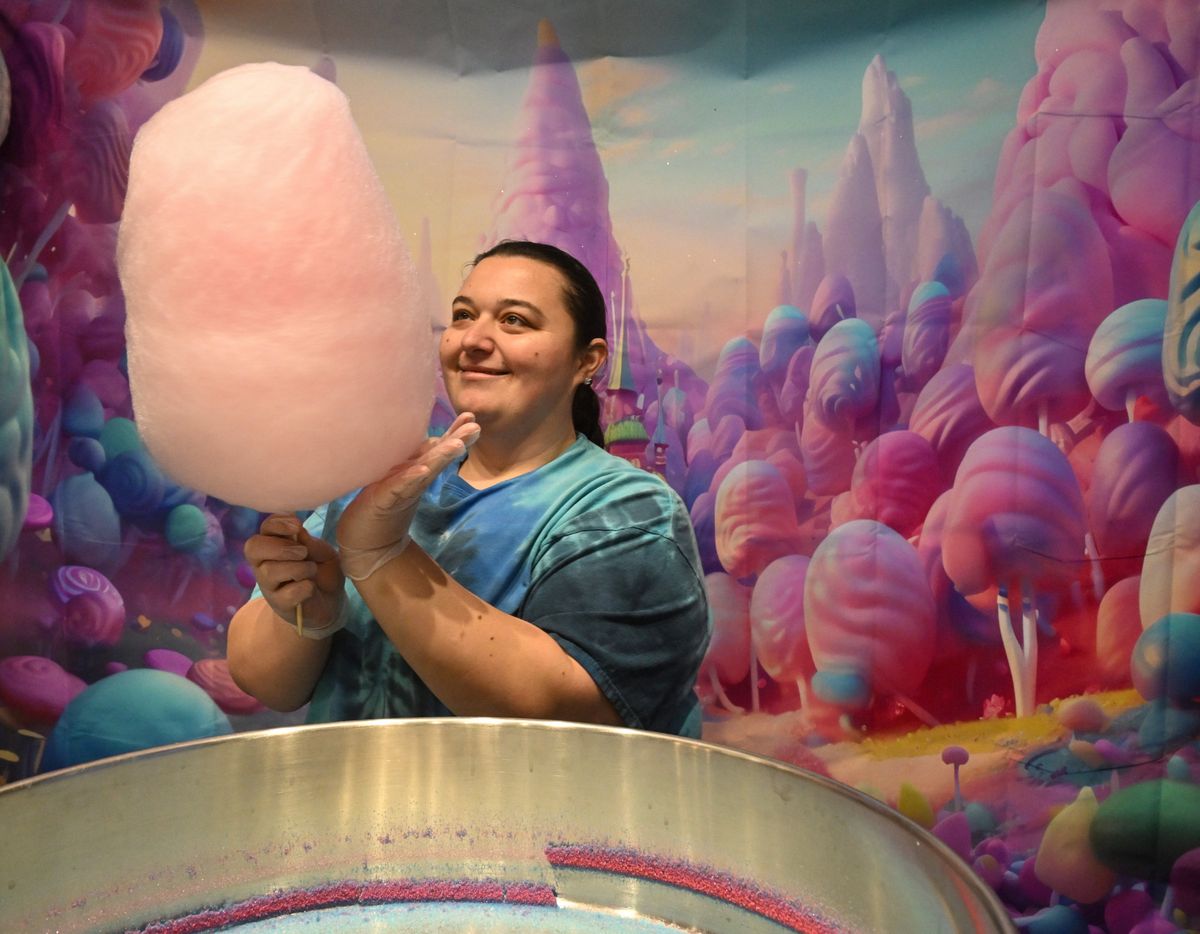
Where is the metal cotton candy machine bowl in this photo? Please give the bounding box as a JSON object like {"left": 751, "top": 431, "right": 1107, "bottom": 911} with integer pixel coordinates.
{"left": 0, "top": 719, "right": 1010, "bottom": 933}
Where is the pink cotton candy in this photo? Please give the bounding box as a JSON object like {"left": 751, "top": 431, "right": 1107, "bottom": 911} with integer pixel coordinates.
{"left": 118, "top": 63, "right": 433, "bottom": 512}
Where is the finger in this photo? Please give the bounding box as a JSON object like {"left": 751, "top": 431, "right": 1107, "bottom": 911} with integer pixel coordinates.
{"left": 298, "top": 527, "right": 338, "bottom": 563}
{"left": 258, "top": 560, "right": 319, "bottom": 590}
{"left": 445, "top": 411, "right": 476, "bottom": 435}
{"left": 244, "top": 535, "right": 308, "bottom": 566}
{"left": 272, "top": 579, "right": 316, "bottom": 613}
{"left": 259, "top": 514, "right": 303, "bottom": 538}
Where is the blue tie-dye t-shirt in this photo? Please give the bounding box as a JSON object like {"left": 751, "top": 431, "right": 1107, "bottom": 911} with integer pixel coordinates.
{"left": 296, "top": 436, "right": 710, "bottom": 737}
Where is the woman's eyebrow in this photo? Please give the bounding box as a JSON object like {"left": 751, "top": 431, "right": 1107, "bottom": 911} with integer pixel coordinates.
{"left": 495, "top": 298, "right": 545, "bottom": 319}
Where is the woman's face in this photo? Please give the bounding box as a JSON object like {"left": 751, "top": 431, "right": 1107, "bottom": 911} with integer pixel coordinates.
{"left": 440, "top": 255, "right": 602, "bottom": 437}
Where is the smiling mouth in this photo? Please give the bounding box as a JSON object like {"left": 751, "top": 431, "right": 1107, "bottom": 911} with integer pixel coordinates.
{"left": 459, "top": 368, "right": 509, "bottom": 377}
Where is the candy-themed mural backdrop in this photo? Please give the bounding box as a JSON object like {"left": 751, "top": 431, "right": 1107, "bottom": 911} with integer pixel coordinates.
{"left": 1, "top": 0, "right": 1199, "bottom": 929}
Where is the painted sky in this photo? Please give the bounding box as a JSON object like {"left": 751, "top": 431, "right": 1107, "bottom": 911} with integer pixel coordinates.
{"left": 191, "top": 0, "right": 1045, "bottom": 376}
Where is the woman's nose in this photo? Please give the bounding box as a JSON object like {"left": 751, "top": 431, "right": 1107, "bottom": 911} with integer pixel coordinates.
{"left": 460, "top": 316, "right": 495, "bottom": 351}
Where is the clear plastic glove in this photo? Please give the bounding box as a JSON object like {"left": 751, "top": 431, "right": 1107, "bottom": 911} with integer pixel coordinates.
{"left": 337, "top": 412, "right": 481, "bottom": 581}
{"left": 244, "top": 514, "right": 347, "bottom": 638}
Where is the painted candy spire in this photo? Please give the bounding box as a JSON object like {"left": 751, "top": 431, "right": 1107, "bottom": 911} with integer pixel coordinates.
{"left": 483, "top": 19, "right": 655, "bottom": 395}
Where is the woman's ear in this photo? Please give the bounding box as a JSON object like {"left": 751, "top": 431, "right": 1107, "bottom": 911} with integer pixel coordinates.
{"left": 581, "top": 338, "right": 608, "bottom": 382}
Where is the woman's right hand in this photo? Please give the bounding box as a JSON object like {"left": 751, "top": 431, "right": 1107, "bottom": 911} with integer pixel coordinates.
{"left": 243, "top": 514, "right": 345, "bottom": 633}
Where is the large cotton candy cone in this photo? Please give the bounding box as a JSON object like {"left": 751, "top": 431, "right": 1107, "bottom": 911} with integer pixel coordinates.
{"left": 117, "top": 62, "right": 433, "bottom": 512}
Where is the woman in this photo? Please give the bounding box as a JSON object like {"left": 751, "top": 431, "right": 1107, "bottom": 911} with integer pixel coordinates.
{"left": 228, "top": 240, "right": 710, "bottom": 736}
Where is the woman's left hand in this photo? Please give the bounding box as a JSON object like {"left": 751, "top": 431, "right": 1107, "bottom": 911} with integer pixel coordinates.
{"left": 337, "top": 412, "right": 480, "bottom": 580}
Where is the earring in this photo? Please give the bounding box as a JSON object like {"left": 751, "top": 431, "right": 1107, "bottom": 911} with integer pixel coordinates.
{"left": 583, "top": 377, "right": 593, "bottom": 386}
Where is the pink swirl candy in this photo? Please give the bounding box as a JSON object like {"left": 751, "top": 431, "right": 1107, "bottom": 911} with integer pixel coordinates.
{"left": 943, "top": 427, "right": 1086, "bottom": 596}
{"left": 808, "top": 318, "right": 880, "bottom": 430}
{"left": 49, "top": 566, "right": 124, "bottom": 646}
{"left": 909, "top": 363, "right": 995, "bottom": 485}
{"left": 715, "top": 461, "right": 802, "bottom": 580}
{"left": 68, "top": 0, "right": 163, "bottom": 102}
{"left": 805, "top": 519, "right": 936, "bottom": 696}
{"left": 187, "top": 658, "right": 265, "bottom": 715}
{"left": 0, "top": 655, "right": 86, "bottom": 723}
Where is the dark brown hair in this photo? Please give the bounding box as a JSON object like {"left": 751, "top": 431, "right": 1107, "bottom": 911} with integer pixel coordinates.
{"left": 471, "top": 240, "right": 606, "bottom": 446}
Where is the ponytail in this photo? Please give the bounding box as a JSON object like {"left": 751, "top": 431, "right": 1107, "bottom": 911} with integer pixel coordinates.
{"left": 573, "top": 383, "right": 604, "bottom": 447}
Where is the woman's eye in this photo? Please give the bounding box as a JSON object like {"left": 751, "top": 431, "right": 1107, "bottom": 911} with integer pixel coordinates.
{"left": 502, "top": 314, "right": 527, "bottom": 327}
{"left": 451, "top": 309, "right": 471, "bottom": 321}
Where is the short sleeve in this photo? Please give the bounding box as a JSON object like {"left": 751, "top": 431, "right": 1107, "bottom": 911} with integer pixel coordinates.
{"left": 518, "top": 509, "right": 710, "bottom": 735}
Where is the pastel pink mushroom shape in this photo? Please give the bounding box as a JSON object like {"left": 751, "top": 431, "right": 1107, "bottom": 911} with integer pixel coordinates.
{"left": 941, "top": 745, "right": 969, "bottom": 811}
{"left": 973, "top": 324, "right": 1091, "bottom": 434}
{"left": 1035, "top": 786, "right": 1118, "bottom": 905}
{"left": 749, "top": 556, "right": 815, "bottom": 709}
{"left": 804, "top": 519, "right": 936, "bottom": 722}
{"left": 909, "top": 363, "right": 995, "bottom": 486}
{"left": 0, "top": 655, "right": 86, "bottom": 725}
{"left": 1086, "top": 422, "right": 1180, "bottom": 584}
{"left": 942, "top": 427, "right": 1087, "bottom": 717}
{"left": 900, "top": 281, "right": 952, "bottom": 393}
{"left": 916, "top": 490, "right": 997, "bottom": 650}
{"left": 1085, "top": 299, "right": 1170, "bottom": 420}
{"left": 714, "top": 460, "right": 803, "bottom": 581}
{"left": 807, "top": 318, "right": 880, "bottom": 434}
{"left": 187, "top": 658, "right": 265, "bottom": 716}
{"left": 118, "top": 63, "right": 433, "bottom": 512}
{"left": 844, "top": 430, "right": 942, "bottom": 539}
{"left": 1164, "top": 199, "right": 1200, "bottom": 425}
{"left": 1140, "top": 485, "right": 1200, "bottom": 629}
{"left": 49, "top": 565, "right": 126, "bottom": 649}
{"left": 700, "top": 572, "right": 753, "bottom": 714}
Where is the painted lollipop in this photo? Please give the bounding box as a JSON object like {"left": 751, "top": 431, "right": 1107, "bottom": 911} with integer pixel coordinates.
{"left": 118, "top": 63, "right": 434, "bottom": 514}
{"left": 804, "top": 519, "right": 936, "bottom": 721}
{"left": 1164, "top": 199, "right": 1200, "bottom": 424}
{"left": 943, "top": 427, "right": 1086, "bottom": 716}
{"left": 1085, "top": 299, "right": 1170, "bottom": 421}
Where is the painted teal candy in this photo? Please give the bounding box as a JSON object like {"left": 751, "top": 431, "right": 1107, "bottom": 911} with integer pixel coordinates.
{"left": 0, "top": 258, "right": 33, "bottom": 561}
{"left": 166, "top": 503, "right": 208, "bottom": 552}
{"left": 1131, "top": 613, "right": 1200, "bottom": 706}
